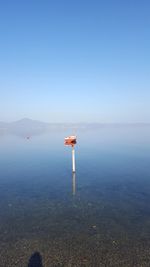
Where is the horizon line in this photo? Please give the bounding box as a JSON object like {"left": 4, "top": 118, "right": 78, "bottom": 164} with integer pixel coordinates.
{"left": 1, "top": 118, "right": 150, "bottom": 125}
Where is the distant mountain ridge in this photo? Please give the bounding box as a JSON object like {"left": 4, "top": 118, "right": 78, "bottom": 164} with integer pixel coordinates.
{"left": 0, "top": 118, "right": 87, "bottom": 136}
{"left": 0, "top": 121, "right": 9, "bottom": 128}
{"left": 0, "top": 118, "right": 150, "bottom": 131}
{"left": 9, "top": 118, "right": 49, "bottom": 128}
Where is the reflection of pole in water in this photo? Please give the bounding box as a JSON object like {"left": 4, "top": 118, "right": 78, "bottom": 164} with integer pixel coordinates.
{"left": 72, "top": 172, "right": 76, "bottom": 196}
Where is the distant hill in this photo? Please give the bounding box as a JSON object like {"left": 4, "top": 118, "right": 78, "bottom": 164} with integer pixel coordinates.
{"left": 0, "top": 121, "right": 9, "bottom": 129}
{"left": 0, "top": 118, "right": 86, "bottom": 136}
{"left": 9, "top": 118, "right": 49, "bottom": 129}
{"left": 0, "top": 118, "right": 49, "bottom": 136}
{"left": 0, "top": 118, "right": 150, "bottom": 136}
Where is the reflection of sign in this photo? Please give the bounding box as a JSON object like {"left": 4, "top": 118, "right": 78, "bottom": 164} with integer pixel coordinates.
{"left": 64, "top": 136, "right": 77, "bottom": 146}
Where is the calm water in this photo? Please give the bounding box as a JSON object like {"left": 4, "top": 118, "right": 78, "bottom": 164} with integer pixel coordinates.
{"left": 0, "top": 126, "right": 150, "bottom": 267}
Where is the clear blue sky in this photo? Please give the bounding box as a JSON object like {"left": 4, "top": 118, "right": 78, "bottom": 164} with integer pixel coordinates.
{"left": 0, "top": 0, "right": 150, "bottom": 123}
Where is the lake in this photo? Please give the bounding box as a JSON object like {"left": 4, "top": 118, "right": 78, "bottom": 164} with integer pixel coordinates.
{"left": 0, "top": 126, "right": 150, "bottom": 267}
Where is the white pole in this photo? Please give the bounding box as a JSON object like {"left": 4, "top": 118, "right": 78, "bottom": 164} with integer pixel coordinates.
{"left": 72, "top": 145, "right": 75, "bottom": 173}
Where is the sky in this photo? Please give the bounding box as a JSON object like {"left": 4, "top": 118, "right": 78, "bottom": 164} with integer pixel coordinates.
{"left": 0, "top": 0, "right": 150, "bottom": 123}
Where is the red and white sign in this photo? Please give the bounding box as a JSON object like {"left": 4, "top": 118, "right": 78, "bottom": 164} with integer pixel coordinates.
{"left": 64, "top": 135, "right": 77, "bottom": 146}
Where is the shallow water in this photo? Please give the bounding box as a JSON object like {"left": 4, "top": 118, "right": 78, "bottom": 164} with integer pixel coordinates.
{"left": 0, "top": 126, "right": 150, "bottom": 266}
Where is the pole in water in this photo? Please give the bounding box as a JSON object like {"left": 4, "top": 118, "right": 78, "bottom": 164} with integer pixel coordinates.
{"left": 64, "top": 135, "right": 77, "bottom": 173}
{"left": 72, "top": 145, "right": 75, "bottom": 173}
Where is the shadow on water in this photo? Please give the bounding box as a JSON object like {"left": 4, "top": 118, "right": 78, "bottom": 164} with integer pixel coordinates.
{"left": 28, "top": 252, "right": 43, "bottom": 267}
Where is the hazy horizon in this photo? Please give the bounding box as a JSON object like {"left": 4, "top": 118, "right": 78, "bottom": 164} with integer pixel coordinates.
{"left": 1, "top": 117, "right": 150, "bottom": 125}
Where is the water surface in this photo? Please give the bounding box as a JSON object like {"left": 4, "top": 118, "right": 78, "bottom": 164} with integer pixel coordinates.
{"left": 0, "top": 126, "right": 150, "bottom": 266}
